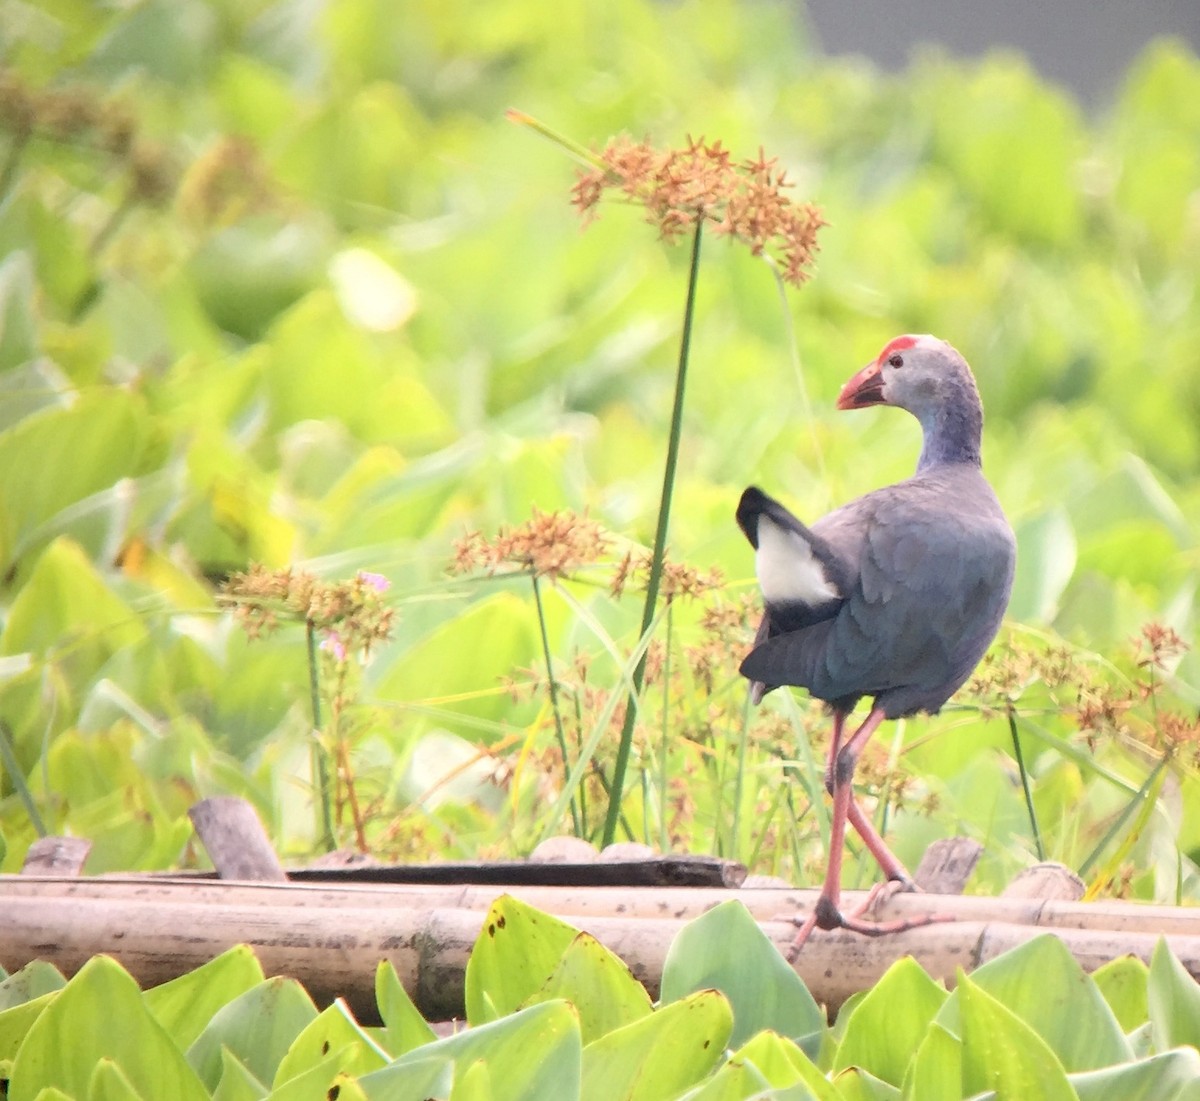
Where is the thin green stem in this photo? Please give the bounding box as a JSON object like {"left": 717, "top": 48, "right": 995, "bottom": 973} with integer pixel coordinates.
{"left": 602, "top": 217, "right": 704, "bottom": 846}
{"left": 305, "top": 620, "right": 335, "bottom": 851}
{"left": 0, "top": 720, "right": 46, "bottom": 837}
{"left": 1007, "top": 704, "right": 1044, "bottom": 860}
{"left": 531, "top": 572, "right": 580, "bottom": 834}
{"left": 0, "top": 133, "right": 30, "bottom": 201}
{"left": 506, "top": 109, "right": 608, "bottom": 171}
{"left": 1078, "top": 753, "right": 1168, "bottom": 879}
{"left": 658, "top": 603, "right": 673, "bottom": 851}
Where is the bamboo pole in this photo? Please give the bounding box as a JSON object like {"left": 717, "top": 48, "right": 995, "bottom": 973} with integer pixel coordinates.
{"left": 3, "top": 875, "right": 1199, "bottom": 937}
{"left": 2, "top": 883, "right": 1200, "bottom": 1019}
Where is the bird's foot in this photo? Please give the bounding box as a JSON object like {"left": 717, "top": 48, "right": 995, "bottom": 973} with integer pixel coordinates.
{"left": 782, "top": 879, "right": 953, "bottom": 964}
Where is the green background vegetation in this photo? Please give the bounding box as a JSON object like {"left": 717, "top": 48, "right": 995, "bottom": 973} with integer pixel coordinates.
{"left": 1, "top": 0, "right": 1198, "bottom": 900}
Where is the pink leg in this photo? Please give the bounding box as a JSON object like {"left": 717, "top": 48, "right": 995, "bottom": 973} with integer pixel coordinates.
{"left": 821, "top": 712, "right": 912, "bottom": 884}
{"left": 787, "top": 705, "right": 949, "bottom": 961}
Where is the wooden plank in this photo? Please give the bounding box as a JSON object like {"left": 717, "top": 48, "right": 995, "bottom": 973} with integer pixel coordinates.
{"left": 286, "top": 854, "right": 747, "bottom": 888}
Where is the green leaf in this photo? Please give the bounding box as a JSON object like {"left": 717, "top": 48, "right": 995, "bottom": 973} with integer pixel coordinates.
{"left": 1091, "top": 955, "right": 1149, "bottom": 1034}
{"left": 186, "top": 977, "right": 319, "bottom": 1093}
{"left": 833, "top": 1067, "right": 902, "bottom": 1100}
{"left": 357, "top": 1055, "right": 453, "bottom": 1101}
{"left": 7, "top": 955, "right": 208, "bottom": 1101}
{"left": 361, "top": 1000, "right": 581, "bottom": 1101}
{"left": 0, "top": 991, "right": 58, "bottom": 1071}
{"left": 1071, "top": 1048, "right": 1200, "bottom": 1101}
{"left": 87, "top": 1060, "right": 143, "bottom": 1101}
{"left": 679, "top": 1058, "right": 772, "bottom": 1101}
{"left": 464, "top": 895, "right": 582, "bottom": 1025}
{"left": 0, "top": 390, "right": 152, "bottom": 577}
{"left": 526, "top": 932, "right": 653, "bottom": 1044}
{"left": 0, "top": 250, "right": 38, "bottom": 372}
{"left": 580, "top": 990, "right": 733, "bottom": 1101}
{"left": 938, "top": 934, "right": 1129, "bottom": 1071}
{"left": 375, "top": 959, "right": 436, "bottom": 1056}
{"left": 660, "top": 900, "right": 824, "bottom": 1048}
{"left": 734, "top": 1030, "right": 841, "bottom": 1100}
{"left": 272, "top": 999, "right": 389, "bottom": 1085}
{"left": 144, "top": 944, "right": 265, "bottom": 1052}
{"left": 1008, "top": 508, "right": 1077, "bottom": 623}
{"left": 267, "top": 1043, "right": 372, "bottom": 1101}
{"left": 211, "top": 1049, "right": 267, "bottom": 1101}
{"left": 902, "top": 1023, "right": 962, "bottom": 1101}
{"left": 1148, "top": 938, "right": 1200, "bottom": 1053}
{"left": 833, "top": 957, "right": 946, "bottom": 1086}
{"left": 378, "top": 593, "right": 538, "bottom": 730}
{"left": 958, "top": 974, "right": 1077, "bottom": 1101}
{"left": 0, "top": 962, "right": 67, "bottom": 1010}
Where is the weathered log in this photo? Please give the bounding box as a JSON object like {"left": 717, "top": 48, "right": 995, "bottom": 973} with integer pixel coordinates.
{"left": 188, "top": 797, "right": 287, "bottom": 882}
{"left": 3, "top": 876, "right": 1197, "bottom": 937}
{"left": 1, "top": 889, "right": 1198, "bottom": 1022}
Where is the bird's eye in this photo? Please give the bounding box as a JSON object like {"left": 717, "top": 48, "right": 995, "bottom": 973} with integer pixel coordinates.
{"left": 888, "top": 353, "right": 904, "bottom": 368}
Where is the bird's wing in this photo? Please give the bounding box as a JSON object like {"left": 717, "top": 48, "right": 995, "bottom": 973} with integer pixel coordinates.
{"left": 741, "top": 472, "right": 1015, "bottom": 712}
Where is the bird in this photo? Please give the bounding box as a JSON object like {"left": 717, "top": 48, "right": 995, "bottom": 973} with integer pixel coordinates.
{"left": 736, "top": 334, "right": 1016, "bottom": 958}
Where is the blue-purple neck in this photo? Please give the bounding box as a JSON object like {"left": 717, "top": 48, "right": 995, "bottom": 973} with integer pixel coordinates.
{"left": 915, "top": 394, "right": 983, "bottom": 472}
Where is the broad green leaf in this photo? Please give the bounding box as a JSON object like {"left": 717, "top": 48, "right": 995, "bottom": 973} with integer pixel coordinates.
{"left": 1071, "top": 1048, "right": 1200, "bottom": 1101}
{"left": 735, "top": 1030, "right": 840, "bottom": 1100}
{"left": 0, "top": 962, "right": 67, "bottom": 1009}
{"left": 0, "top": 538, "right": 145, "bottom": 662}
{"left": 526, "top": 932, "right": 653, "bottom": 1044}
{"left": 375, "top": 959, "right": 436, "bottom": 1056}
{"left": 0, "top": 250, "right": 38, "bottom": 372}
{"left": 0, "top": 391, "right": 152, "bottom": 575}
{"left": 958, "top": 974, "right": 1077, "bottom": 1101}
{"left": 660, "top": 900, "right": 823, "bottom": 1047}
{"left": 188, "top": 218, "right": 327, "bottom": 342}
{"left": 144, "top": 944, "right": 265, "bottom": 1052}
{"left": 186, "top": 977, "right": 319, "bottom": 1093}
{"left": 356, "top": 1055, "right": 453, "bottom": 1101}
{"left": 212, "top": 1049, "right": 267, "bottom": 1101}
{"left": 833, "top": 1067, "right": 901, "bottom": 1100}
{"left": 937, "top": 934, "right": 1129, "bottom": 1071}
{"left": 272, "top": 999, "right": 389, "bottom": 1085}
{"left": 580, "top": 990, "right": 733, "bottom": 1101}
{"left": 833, "top": 957, "right": 946, "bottom": 1085}
{"left": 1148, "top": 938, "right": 1200, "bottom": 1053}
{"left": 679, "top": 1058, "right": 772, "bottom": 1101}
{"left": 450, "top": 1059, "right": 494, "bottom": 1101}
{"left": 0, "top": 991, "right": 58, "bottom": 1070}
{"left": 361, "top": 1000, "right": 581, "bottom": 1101}
{"left": 901, "top": 1023, "right": 961, "bottom": 1101}
{"left": 1091, "top": 955, "right": 1149, "bottom": 1034}
{"left": 378, "top": 593, "right": 538, "bottom": 728}
{"left": 1008, "top": 509, "right": 1076, "bottom": 622}
{"left": 8, "top": 956, "right": 208, "bottom": 1101}
{"left": 267, "top": 1043, "right": 371, "bottom": 1101}
{"left": 464, "top": 895, "right": 581, "bottom": 1025}
{"left": 87, "top": 1060, "right": 143, "bottom": 1101}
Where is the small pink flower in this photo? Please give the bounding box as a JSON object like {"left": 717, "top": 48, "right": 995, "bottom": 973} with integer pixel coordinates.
{"left": 320, "top": 631, "right": 347, "bottom": 662}
{"left": 357, "top": 571, "right": 390, "bottom": 593}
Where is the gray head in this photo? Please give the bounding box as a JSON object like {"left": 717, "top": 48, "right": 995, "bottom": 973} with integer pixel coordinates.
{"left": 836, "top": 335, "right": 984, "bottom": 470}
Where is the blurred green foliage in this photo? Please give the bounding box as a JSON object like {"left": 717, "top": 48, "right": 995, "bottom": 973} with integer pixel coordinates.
{"left": 0, "top": 0, "right": 1197, "bottom": 898}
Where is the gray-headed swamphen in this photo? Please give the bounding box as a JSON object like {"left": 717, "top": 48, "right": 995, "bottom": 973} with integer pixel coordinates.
{"left": 737, "top": 334, "right": 1016, "bottom": 958}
